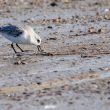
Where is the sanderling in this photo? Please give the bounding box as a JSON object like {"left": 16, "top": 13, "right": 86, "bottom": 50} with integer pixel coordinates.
{"left": 0, "top": 24, "right": 42, "bottom": 53}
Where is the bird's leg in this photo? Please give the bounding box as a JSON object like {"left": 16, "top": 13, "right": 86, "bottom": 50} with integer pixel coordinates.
{"left": 16, "top": 44, "right": 24, "bottom": 52}
{"left": 11, "top": 43, "right": 17, "bottom": 53}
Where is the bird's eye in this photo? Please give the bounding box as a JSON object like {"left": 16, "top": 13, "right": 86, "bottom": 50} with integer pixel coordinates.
{"left": 37, "top": 39, "right": 40, "bottom": 43}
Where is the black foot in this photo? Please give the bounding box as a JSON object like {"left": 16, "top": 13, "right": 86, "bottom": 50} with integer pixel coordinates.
{"left": 11, "top": 43, "right": 17, "bottom": 53}
{"left": 16, "top": 44, "right": 24, "bottom": 52}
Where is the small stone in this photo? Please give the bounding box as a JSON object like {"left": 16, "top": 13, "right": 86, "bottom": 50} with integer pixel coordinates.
{"left": 88, "top": 27, "right": 95, "bottom": 33}
{"left": 14, "top": 60, "right": 27, "bottom": 65}
{"left": 70, "top": 30, "right": 73, "bottom": 32}
{"left": 50, "top": 2, "right": 58, "bottom": 7}
{"left": 6, "top": 10, "right": 11, "bottom": 13}
{"left": 36, "top": 82, "right": 42, "bottom": 85}
{"left": 47, "top": 26, "right": 53, "bottom": 29}
{"left": 108, "top": 81, "right": 110, "bottom": 84}
{"left": 17, "top": 84, "right": 22, "bottom": 86}
{"left": 22, "top": 92, "right": 27, "bottom": 95}
{"left": 104, "top": 9, "right": 110, "bottom": 12}
{"left": 54, "top": 70, "right": 58, "bottom": 72}
{"left": 104, "top": 68, "right": 109, "bottom": 71}
{"left": 44, "top": 105, "right": 56, "bottom": 109}
{"left": 48, "top": 37, "right": 57, "bottom": 40}
{"left": 68, "top": 101, "right": 73, "bottom": 104}
{"left": 62, "top": 0, "right": 69, "bottom": 3}
{"left": 98, "top": 28, "right": 107, "bottom": 33}
{"left": 14, "top": 60, "right": 21, "bottom": 65}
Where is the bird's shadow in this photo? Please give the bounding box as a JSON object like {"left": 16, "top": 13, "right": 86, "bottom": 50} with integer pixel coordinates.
{"left": 1, "top": 50, "right": 53, "bottom": 65}
{"left": 15, "top": 50, "right": 36, "bottom": 56}
{"left": 14, "top": 50, "right": 53, "bottom": 57}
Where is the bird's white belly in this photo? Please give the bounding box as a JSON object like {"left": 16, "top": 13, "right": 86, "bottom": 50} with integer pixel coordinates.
{"left": 3, "top": 34, "right": 30, "bottom": 44}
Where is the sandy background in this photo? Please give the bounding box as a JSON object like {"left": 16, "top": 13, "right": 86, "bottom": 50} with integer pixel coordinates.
{"left": 0, "top": 0, "right": 110, "bottom": 110}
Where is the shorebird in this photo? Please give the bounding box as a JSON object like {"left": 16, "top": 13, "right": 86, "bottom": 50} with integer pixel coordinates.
{"left": 0, "top": 24, "right": 42, "bottom": 53}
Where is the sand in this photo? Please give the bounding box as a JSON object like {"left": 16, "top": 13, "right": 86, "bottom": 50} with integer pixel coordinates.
{"left": 0, "top": 0, "right": 110, "bottom": 110}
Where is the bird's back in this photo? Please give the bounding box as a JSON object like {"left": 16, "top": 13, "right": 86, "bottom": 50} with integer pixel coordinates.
{"left": 0, "top": 24, "right": 23, "bottom": 37}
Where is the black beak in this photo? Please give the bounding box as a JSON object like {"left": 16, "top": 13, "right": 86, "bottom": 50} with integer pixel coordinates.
{"left": 37, "top": 45, "right": 43, "bottom": 52}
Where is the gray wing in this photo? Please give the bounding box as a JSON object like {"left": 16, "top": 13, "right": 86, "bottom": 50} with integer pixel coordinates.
{"left": 0, "top": 24, "right": 23, "bottom": 37}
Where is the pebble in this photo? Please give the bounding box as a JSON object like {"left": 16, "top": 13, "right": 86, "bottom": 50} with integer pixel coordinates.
{"left": 50, "top": 2, "right": 58, "bottom": 7}
{"left": 44, "top": 105, "right": 56, "bottom": 109}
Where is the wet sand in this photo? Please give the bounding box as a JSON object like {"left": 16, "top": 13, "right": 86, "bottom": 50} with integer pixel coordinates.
{"left": 0, "top": 0, "right": 110, "bottom": 110}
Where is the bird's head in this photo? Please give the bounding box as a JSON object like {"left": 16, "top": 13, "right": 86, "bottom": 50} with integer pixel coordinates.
{"left": 24, "top": 25, "right": 42, "bottom": 51}
{"left": 33, "top": 33, "right": 42, "bottom": 52}
{"left": 32, "top": 33, "right": 41, "bottom": 46}
{"left": 24, "top": 25, "right": 41, "bottom": 46}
